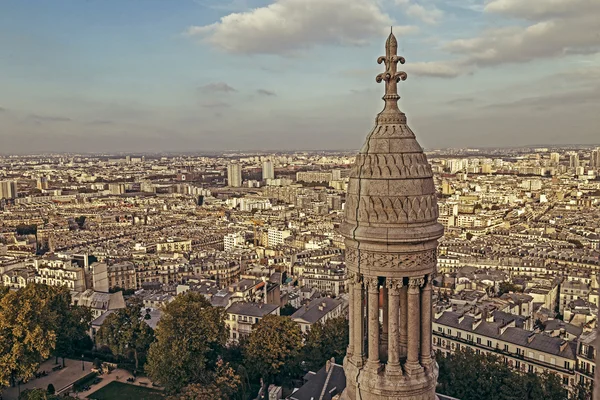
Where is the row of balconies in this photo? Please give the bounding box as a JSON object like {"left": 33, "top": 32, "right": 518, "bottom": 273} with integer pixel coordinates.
{"left": 433, "top": 332, "right": 575, "bottom": 374}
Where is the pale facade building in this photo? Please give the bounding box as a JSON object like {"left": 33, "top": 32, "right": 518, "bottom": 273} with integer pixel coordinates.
{"left": 0, "top": 180, "right": 17, "bottom": 199}
{"left": 225, "top": 302, "right": 280, "bottom": 343}
{"left": 227, "top": 161, "right": 242, "bottom": 187}
{"left": 262, "top": 159, "right": 275, "bottom": 180}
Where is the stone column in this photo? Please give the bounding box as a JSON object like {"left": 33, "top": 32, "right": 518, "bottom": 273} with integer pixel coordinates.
{"left": 381, "top": 284, "right": 389, "bottom": 362}
{"left": 399, "top": 284, "right": 408, "bottom": 358}
{"left": 365, "top": 276, "right": 380, "bottom": 371}
{"left": 347, "top": 273, "right": 355, "bottom": 358}
{"left": 406, "top": 276, "right": 424, "bottom": 374}
{"left": 420, "top": 275, "right": 433, "bottom": 367}
{"left": 386, "top": 278, "right": 402, "bottom": 375}
{"left": 352, "top": 273, "right": 365, "bottom": 366}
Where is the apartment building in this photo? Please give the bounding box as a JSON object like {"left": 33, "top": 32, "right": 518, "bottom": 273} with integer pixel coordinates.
{"left": 433, "top": 309, "right": 578, "bottom": 390}
{"left": 225, "top": 302, "right": 280, "bottom": 343}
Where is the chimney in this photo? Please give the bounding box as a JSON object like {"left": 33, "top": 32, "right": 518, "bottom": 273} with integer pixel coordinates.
{"left": 472, "top": 314, "right": 482, "bottom": 331}
{"left": 527, "top": 332, "right": 535, "bottom": 344}
{"left": 560, "top": 341, "right": 568, "bottom": 352}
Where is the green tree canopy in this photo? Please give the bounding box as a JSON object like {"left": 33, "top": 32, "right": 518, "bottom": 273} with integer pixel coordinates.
{"left": 96, "top": 299, "right": 154, "bottom": 371}
{"left": 436, "top": 348, "right": 571, "bottom": 400}
{"left": 19, "top": 388, "right": 77, "bottom": 400}
{"left": 167, "top": 360, "right": 242, "bottom": 400}
{"left": 0, "top": 284, "right": 63, "bottom": 388}
{"left": 145, "top": 292, "right": 227, "bottom": 393}
{"left": 15, "top": 224, "right": 37, "bottom": 236}
{"left": 0, "top": 284, "right": 90, "bottom": 387}
{"left": 301, "top": 316, "right": 349, "bottom": 371}
{"left": 51, "top": 289, "right": 93, "bottom": 366}
{"left": 243, "top": 314, "right": 303, "bottom": 385}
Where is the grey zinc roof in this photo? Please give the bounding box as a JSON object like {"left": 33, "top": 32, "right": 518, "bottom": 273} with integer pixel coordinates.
{"left": 435, "top": 311, "right": 577, "bottom": 359}
{"left": 226, "top": 302, "right": 279, "bottom": 317}
{"left": 291, "top": 297, "right": 343, "bottom": 324}
{"left": 287, "top": 362, "right": 346, "bottom": 400}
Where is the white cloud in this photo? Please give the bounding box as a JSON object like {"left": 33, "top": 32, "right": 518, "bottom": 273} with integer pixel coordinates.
{"left": 405, "top": 3, "right": 444, "bottom": 25}
{"left": 186, "top": 0, "right": 416, "bottom": 55}
{"left": 198, "top": 82, "right": 237, "bottom": 93}
{"left": 405, "top": 61, "right": 465, "bottom": 78}
{"left": 484, "top": 0, "right": 600, "bottom": 20}
{"left": 415, "top": 0, "right": 600, "bottom": 76}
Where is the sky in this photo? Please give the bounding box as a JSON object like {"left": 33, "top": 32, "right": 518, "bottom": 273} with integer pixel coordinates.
{"left": 1, "top": 0, "right": 599, "bottom": 153}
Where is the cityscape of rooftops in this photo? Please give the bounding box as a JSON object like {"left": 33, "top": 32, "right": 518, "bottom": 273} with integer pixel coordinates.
{"left": 1, "top": 1, "right": 599, "bottom": 400}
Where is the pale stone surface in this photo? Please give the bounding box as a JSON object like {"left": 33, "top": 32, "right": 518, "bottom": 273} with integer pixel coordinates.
{"left": 340, "top": 29, "right": 444, "bottom": 400}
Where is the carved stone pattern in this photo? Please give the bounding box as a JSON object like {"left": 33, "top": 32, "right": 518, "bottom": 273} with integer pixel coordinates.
{"left": 364, "top": 276, "right": 379, "bottom": 290}
{"left": 376, "top": 112, "right": 407, "bottom": 125}
{"left": 368, "top": 124, "right": 415, "bottom": 139}
{"left": 386, "top": 278, "right": 403, "bottom": 294}
{"left": 347, "top": 271, "right": 363, "bottom": 286}
{"left": 345, "top": 194, "right": 438, "bottom": 223}
{"left": 345, "top": 248, "right": 437, "bottom": 270}
{"left": 408, "top": 276, "right": 425, "bottom": 288}
{"left": 350, "top": 153, "right": 432, "bottom": 179}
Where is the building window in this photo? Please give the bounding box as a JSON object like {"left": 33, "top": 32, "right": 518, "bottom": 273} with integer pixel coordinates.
{"left": 565, "top": 361, "right": 571, "bottom": 369}
{"left": 504, "top": 344, "right": 509, "bottom": 352}
{"left": 487, "top": 340, "right": 492, "bottom": 347}
{"left": 476, "top": 337, "right": 481, "bottom": 344}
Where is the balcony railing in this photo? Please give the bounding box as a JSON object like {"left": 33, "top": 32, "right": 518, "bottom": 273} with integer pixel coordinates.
{"left": 433, "top": 331, "right": 575, "bottom": 374}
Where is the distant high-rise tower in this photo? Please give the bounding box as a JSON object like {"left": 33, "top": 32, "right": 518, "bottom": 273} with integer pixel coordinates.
{"left": 37, "top": 176, "right": 49, "bottom": 190}
{"left": 340, "top": 30, "right": 443, "bottom": 400}
{"left": 590, "top": 148, "right": 600, "bottom": 168}
{"left": 262, "top": 159, "right": 275, "bottom": 180}
{"left": 569, "top": 153, "right": 580, "bottom": 169}
{"left": 0, "top": 180, "right": 18, "bottom": 200}
{"left": 549, "top": 152, "right": 560, "bottom": 165}
{"left": 227, "top": 161, "right": 242, "bottom": 187}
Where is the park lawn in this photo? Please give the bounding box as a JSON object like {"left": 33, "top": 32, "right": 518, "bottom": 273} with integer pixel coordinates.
{"left": 88, "top": 381, "right": 164, "bottom": 400}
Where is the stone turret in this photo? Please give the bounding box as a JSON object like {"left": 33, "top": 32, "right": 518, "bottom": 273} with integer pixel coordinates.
{"left": 340, "top": 28, "right": 444, "bottom": 400}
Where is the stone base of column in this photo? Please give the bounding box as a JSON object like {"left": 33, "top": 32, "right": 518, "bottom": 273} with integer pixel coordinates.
{"left": 342, "top": 359, "right": 439, "bottom": 400}
{"left": 404, "top": 361, "right": 424, "bottom": 376}
{"left": 366, "top": 360, "right": 382, "bottom": 373}
{"left": 385, "top": 362, "right": 402, "bottom": 376}
{"left": 421, "top": 356, "right": 433, "bottom": 370}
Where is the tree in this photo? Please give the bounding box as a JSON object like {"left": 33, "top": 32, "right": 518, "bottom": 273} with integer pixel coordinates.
{"left": 167, "top": 384, "right": 223, "bottom": 400}
{"left": 301, "top": 316, "right": 349, "bottom": 371}
{"left": 145, "top": 292, "right": 228, "bottom": 393}
{"left": 243, "top": 315, "right": 303, "bottom": 385}
{"left": 75, "top": 216, "right": 86, "bottom": 229}
{"left": 436, "top": 349, "right": 569, "bottom": 400}
{"left": 18, "top": 388, "right": 77, "bottom": 400}
{"left": 50, "top": 289, "right": 93, "bottom": 366}
{"left": 0, "top": 284, "right": 61, "bottom": 388}
{"left": 96, "top": 300, "right": 154, "bottom": 371}
{"left": 571, "top": 380, "right": 593, "bottom": 400}
{"left": 280, "top": 303, "right": 297, "bottom": 316}
{"left": 169, "top": 360, "right": 242, "bottom": 400}
{"left": 498, "top": 281, "right": 522, "bottom": 296}
{"left": 46, "top": 383, "right": 55, "bottom": 395}
{"left": 15, "top": 224, "right": 37, "bottom": 236}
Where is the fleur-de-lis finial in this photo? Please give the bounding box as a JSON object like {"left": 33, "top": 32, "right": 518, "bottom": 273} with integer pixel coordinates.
{"left": 375, "top": 27, "right": 408, "bottom": 124}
